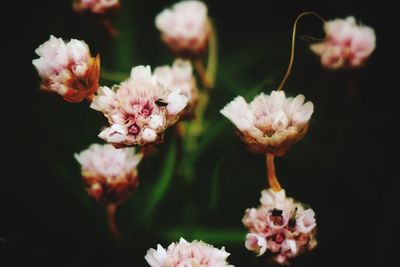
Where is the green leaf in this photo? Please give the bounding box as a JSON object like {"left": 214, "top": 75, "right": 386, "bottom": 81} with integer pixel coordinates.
{"left": 143, "top": 136, "right": 177, "bottom": 218}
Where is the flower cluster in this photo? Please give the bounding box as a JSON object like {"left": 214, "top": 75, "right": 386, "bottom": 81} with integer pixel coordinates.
{"left": 154, "top": 59, "right": 198, "bottom": 118}
{"left": 91, "top": 65, "right": 188, "bottom": 147}
{"left": 220, "top": 90, "right": 314, "bottom": 156}
{"left": 73, "top": 0, "right": 120, "bottom": 15}
{"left": 243, "top": 189, "right": 317, "bottom": 265}
{"left": 156, "top": 0, "right": 211, "bottom": 58}
{"left": 145, "top": 238, "right": 234, "bottom": 267}
{"left": 311, "top": 16, "right": 376, "bottom": 69}
{"left": 32, "top": 35, "right": 100, "bottom": 102}
{"left": 74, "top": 143, "right": 142, "bottom": 204}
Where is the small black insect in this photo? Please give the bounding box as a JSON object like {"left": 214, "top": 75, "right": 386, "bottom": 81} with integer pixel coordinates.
{"left": 271, "top": 208, "right": 283, "bottom": 216}
{"left": 155, "top": 99, "right": 168, "bottom": 107}
{"left": 288, "top": 218, "right": 296, "bottom": 228}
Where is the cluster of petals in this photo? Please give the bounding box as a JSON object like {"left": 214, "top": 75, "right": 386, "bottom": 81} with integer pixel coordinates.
{"left": 74, "top": 143, "right": 143, "bottom": 204}
{"left": 154, "top": 59, "right": 198, "bottom": 118}
{"left": 145, "top": 238, "right": 234, "bottom": 267}
{"left": 155, "top": 0, "right": 211, "bottom": 57}
{"left": 32, "top": 35, "right": 100, "bottom": 102}
{"left": 73, "top": 0, "right": 120, "bottom": 15}
{"left": 243, "top": 189, "right": 317, "bottom": 265}
{"left": 220, "top": 91, "right": 313, "bottom": 156}
{"left": 311, "top": 16, "right": 376, "bottom": 69}
{"left": 91, "top": 65, "right": 188, "bottom": 147}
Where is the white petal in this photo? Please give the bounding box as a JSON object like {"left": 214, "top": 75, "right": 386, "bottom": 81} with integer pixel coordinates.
{"left": 220, "top": 96, "right": 254, "bottom": 130}
{"left": 272, "top": 109, "right": 288, "bottom": 131}
{"left": 149, "top": 115, "right": 164, "bottom": 129}
{"left": 245, "top": 233, "right": 267, "bottom": 256}
{"left": 167, "top": 89, "right": 188, "bottom": 115}
{"left": 142, "top": 128, "right": 157, "bottom": 142}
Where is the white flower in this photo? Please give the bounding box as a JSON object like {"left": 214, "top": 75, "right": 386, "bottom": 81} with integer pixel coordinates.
{"left": 221, "top": 91, "right": 314, "bottom": 155}
{"left": 91, "top": 65, "right": 188, "bottom": 147}
{"left": 242, "top": 189, "right": 317, "bottom": 264}
{"left": 145, "top": 238, "right": 234, "bottom": 267}
{"left": 74, "top": 143, "right": 142, "bottom": 204}
{"left": 32, "top": 35, "right": 99, "bottom": 102}
{"left": 311, "top": 16, "right": 376, "bottom": 69}
{"left": 154, "top": 59, "right": 198, "bottom": 118}
{"left": 155, "top": 0, "right": 210, "bottom": 57}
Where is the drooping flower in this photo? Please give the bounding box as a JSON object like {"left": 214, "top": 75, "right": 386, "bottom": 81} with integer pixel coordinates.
{"left": 91, "top": 65, "right": 188, "bottom": 147}
{"left": 154, "top": 59, "right": 198, "bottom": 119}
{"left": 32, "top": 35, "right": 100, "bottom": 103}
{"left": 155, "top": 0, "right": 211, "bottom": 58}
{"left": 145, "top": 238, "right": 234, "bottom": 267}
{"left": 310, "top": 16, "right": 376, "bottom": 69}
{"left": 74, "top": 143, "right": 143, "bottom": 204}
{"left": 220, "top": 91, "right": 314, "bottom": 156}
{"left": 73, "top": 0, "right": 120, "bottom": 15}
{"left": 243, "top": 189, "right": 317, "bottom": 265}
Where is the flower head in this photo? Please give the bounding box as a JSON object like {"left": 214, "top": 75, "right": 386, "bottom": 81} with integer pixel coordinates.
{"left": 311, "top": 16, "right": 376, "bottom": 69}
{"left": 154, "top": 59, "right": 198, "bottom": 119}
{"left": 155, "top": 0, "right": 210, "bottom": 58}
{"left": 74, "top": 143, "right": 142, "bottom": 204}
{"left": 243, "top": 189, "right": 317, "bottom": 265}
{"left": 73, "top": 0, "right": 120, "bottom": 15}
{"left": 145, "top": 238, "right": 234, "bottom": 267}
{"left": 220, "top": 91, "right": 313, "bottom": 156}
{"left": 32, "top": 35, "right": 100, "bottom": 103}
{"left": 91, "top": 65, "right": 188, "bottom": 147}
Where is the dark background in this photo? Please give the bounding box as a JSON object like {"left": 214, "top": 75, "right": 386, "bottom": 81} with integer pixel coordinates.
{"left": 1, "top": 0, "right": 395, "bottom": 266}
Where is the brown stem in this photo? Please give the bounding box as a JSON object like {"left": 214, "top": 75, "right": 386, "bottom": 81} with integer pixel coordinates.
{"left": 192, "top": 59, "right": 213, "bottom": 89}
{"left": 106, "top": 203, "right": 121, "bottom": 240}
{"left": 102, "top": 18, "right": 119, "bottom": 38}
{"left": 277, "top": 11, "right": 326, "bottom": 91}
{"left": 266, "top": 153, "right": 282, "bottom": 192}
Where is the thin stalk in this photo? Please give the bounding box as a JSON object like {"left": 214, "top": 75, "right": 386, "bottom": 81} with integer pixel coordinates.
{"left": 277, "top": 12, "right": 326, "bottom": 91}
{"left": 106, "top": 203, "right": 120, "bottom": 240}
{"left": 266, "top": 153, "right": 282, "bottom": 192}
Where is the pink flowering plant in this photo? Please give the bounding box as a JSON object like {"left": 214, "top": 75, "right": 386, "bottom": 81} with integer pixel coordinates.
{"left": 28, "top": 1, "right": 378, "bottom": 266}
{"left": 310, "top": 16, "right": 376, "bottom": 69}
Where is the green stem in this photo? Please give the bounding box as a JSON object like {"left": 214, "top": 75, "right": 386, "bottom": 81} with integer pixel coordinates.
{"left": 205, "top": 19, "right": 218, "bottom": 89}
{"left": 100, "top": 69, "right": 129, "bottom": 82}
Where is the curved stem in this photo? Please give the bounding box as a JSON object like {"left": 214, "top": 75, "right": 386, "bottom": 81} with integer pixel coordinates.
{"left": 266, "top": 153, "right": 282, "bottom": 192}
{"left": 193, "top": 59, "right": 212, "bottom": 89}
{"left": 107, "top": 203, "right": 121, "bottom": 240}
{"left": 277, "top": 11, "right": 326, "bottom": 91}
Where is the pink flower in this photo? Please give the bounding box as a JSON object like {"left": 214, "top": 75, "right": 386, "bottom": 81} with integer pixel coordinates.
{"left": 74, "top": 143, "right": 143, "bottom": 204}
{"left": 73, "top": 0, "right": 120, "bottom": 15}
{"left": 32, "top": 35, "right": 100, "bottom": 103}
{"left": 91, "top": 65, "right": 188, "bottom": 147}
{"left": 243, "top": 189, "right": 317, "bottom": 265}
{"left": 145, "top": 238, "right": 234, "bottom": 267}
{"left": 220, "top": 91, "right": 313, "bottom": 156}
{"left": 154, "top": 59, "right": 198, "bottom": 119}
{"left": 311, "top": 16, "right": 376, "bottom": 69}
{"left": 155, "top": 0, "right": 211, "bottom": 58}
